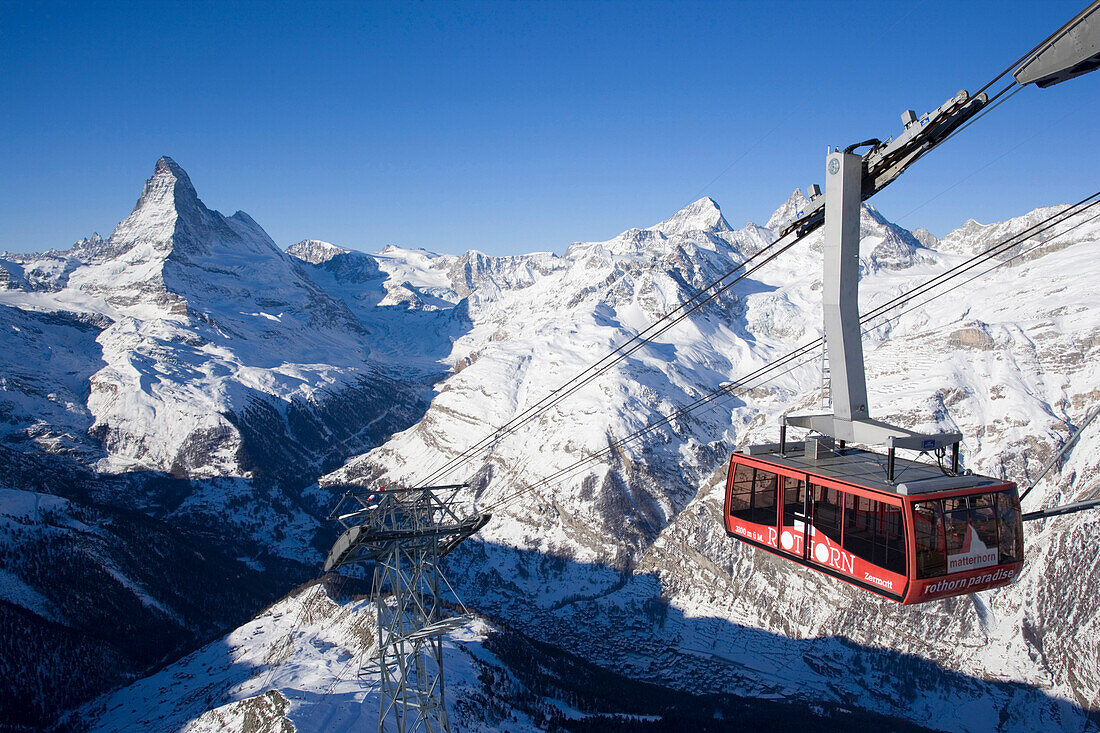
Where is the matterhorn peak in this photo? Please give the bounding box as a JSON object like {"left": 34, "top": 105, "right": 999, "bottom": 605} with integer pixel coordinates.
{"left": 78, "top": 156, "right": 210, "bottom": 264}
{"left": 87, "top": 156, "right": 283, "bottom": 268}
{"left": 133, "top": 156, "right": 200, "bottom": 212}
{"left": 648, "top": 196, "right": 731, "bottom": 237}
{"left": 154, "top": 155, "right": 189, "bottom": 180}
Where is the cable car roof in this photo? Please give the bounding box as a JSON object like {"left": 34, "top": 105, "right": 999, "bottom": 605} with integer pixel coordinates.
{"left": 740, "top": 442, "right": 1008, "bottom": 496}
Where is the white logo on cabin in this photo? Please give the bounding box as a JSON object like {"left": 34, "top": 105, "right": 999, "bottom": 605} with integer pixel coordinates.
{"left": 947, "top": 525, "right": 999, "bottom": 574}
{"left": 780, "top": 520, "right": 807, "bottom": 554}
{"left": 809, "top": 528, "right": 855, "bottom": 574}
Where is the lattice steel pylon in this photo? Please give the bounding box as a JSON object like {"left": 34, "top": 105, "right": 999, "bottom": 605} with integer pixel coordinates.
{"left": 324, "top": 484, "right": 490, "bottom": 733}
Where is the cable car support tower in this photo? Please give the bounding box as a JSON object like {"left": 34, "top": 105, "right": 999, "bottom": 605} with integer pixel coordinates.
{"left": 324, "top": 484, "right": 490, "bottom": 733}
{"left": 775, "top": 98, "right": 984, "bottom": 476}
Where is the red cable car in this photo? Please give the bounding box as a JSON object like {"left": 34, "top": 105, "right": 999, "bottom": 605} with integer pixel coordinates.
{"left": 723, "top": 440, "right": 1024, "bottom": 604}
{"left": 719, "top": 143, "right": 1028, "bottom": 603}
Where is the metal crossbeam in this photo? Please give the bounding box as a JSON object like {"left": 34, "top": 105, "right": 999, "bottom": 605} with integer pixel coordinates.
{"left": 325, "top": 484, "right": 490, "bottom": 733}
{"left": 1023, "top": 497, "right": 1100, "bottom": 521}
{"left": 1014, "top": 1, "right": 1100, "bottom": 88}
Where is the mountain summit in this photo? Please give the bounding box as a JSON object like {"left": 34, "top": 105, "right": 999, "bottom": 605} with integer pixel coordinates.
{"left": 287, "top": 239, "right": 350, "bottom": 264}
{"left": 648, "top": 196, "right": 732, "bottom": 237}
{"left": 69, "top": 157, "right": 316, "bottom": 314}
{"left": 140, "top": 156, "right": 200, "bottom": 211}
{"left": 93, "top": 156, "right": 213, "bottom": 263}
{"left": 54, "top": 157, "right": 387, "bottom": 478}
{"left": 766, "top": 188, "right": 811, "bottom": 231}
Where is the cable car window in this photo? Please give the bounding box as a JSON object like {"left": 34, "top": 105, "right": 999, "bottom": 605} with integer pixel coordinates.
{"left": 812, "top": 485, "right": 842, "bottom": 544}
{"left": 729, "top": 463, "right": 753, "bottom": 519}
{"left": 971, "top": 493, "right": 999, "bottom": 548}
{"left": 943, "top": 497, "right": 970, "bottom": 554}
{"left": 782, "top": 477, "right": 805, "bottom": 527}
{"left": 843, "top": 494, "right": 905, "bottom": 574}
{"left": 995, "top": 491, "right": 1023, "bottom": 563}
{"left": 843, "top": 493, "right": 874, "bottom": 560}
{"left": 880, "top": 504, "right": 905, "bottom": 574}
{"left": 914, "top": 501, "right": 946, "bottom": 578}
{"left": 751, "top": 469, "right": 778, "bottom": 526}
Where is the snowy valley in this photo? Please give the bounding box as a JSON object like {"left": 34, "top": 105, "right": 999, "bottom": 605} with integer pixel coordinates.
{"left": 2, "top": 158, "right": 1098, "bottom": 731}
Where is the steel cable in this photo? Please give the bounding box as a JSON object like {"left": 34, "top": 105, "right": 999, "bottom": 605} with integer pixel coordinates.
{"left": 405, "top": 11, "right": 1080, "bottom": 494}
{"left": 417, "top": 26, "right": 1074, "bottom": 491}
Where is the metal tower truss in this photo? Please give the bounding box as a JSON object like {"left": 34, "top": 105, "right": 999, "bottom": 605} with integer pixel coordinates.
{"left": 324, "top": 484, "right": 490, "bottom": 733}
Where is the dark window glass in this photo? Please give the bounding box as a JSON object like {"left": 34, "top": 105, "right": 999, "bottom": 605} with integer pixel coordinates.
{"left": 971, "top": 493, "right": 999, "bottom": 549}
{"left": 729, "top": 463, "right": 753, "bottom": 519}
{"left": 880, "top": 504, "right": 905, "bottom": 574}
{"left": 843, "top": 493, "right": 875, "bottom": 562}
{"left": 812, "top": 485, "right": 843, "bottom": 544}
{"left": 914, "top": 500, "right": 946, "bottom": 578}
{"left": 995, "top": 491, "right": 1024, "bottom": 563}
{"left": 842, "top": 494, "right": 906, "bottom": 575}
{"left": 943, "top": 497, "right": 970, "bottom": 553}
{"left": 728, "top": 464, "right": 780, "bottom": 527}
{"left": 782, "top": 477, "right": 806, "bottom": 527}
{"left": 751, "top": 469, "right": 778, "bottom": 527}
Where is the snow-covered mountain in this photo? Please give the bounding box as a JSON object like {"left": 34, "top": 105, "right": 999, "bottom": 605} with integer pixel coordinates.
{"left": 2, "top": 158, "right": 436, "bottom": 485}
{"left": 3, "top": 158, "right": 1098, "bottom": 731}
{"left": 0, "top": 159, "right": 452, "bottom": 729}
{"left": 308, "top": 196, "right": 1099, "bottom": 730}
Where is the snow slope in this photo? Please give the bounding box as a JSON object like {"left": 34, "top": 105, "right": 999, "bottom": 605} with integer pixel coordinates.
{"left": 308, "top": 196, "right": 1100, "bottom": 730}
{"left": 81, "top": 578, "right": 952, "bottom": 732}
{"left": 5, "top": 160, "right": 1099, "bottom": 730}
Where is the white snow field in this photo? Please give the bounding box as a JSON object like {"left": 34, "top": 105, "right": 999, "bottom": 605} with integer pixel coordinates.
{"left": 5, "top": 158, "right": 1099, "bottom": 731}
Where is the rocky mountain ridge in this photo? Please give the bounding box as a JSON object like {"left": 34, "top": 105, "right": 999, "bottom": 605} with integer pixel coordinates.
{"left": 0, "top": 159, "right": 444, "bottom": 729}
{"left": 306, "top": 191, "right": 1100, "bottom": 730}
{"left": 2, "top": 158, "right": 1098, "bottom": 730}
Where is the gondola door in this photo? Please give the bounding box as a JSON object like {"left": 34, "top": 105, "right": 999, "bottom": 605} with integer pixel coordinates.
{"left": 778, "top": 474, "right": 810, "bottom": 560}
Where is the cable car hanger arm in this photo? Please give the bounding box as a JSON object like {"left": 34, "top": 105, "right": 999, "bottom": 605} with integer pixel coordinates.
{"left": 774, "top": 0, "right": 1100, "bottom": 474}
{"left": 777, "top": 90, "right": 989, "bottom": 240}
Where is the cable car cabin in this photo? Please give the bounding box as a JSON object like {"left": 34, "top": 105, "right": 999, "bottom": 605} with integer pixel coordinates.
{"left": 723, "top": 441, "right": 1024, "bottom": 604}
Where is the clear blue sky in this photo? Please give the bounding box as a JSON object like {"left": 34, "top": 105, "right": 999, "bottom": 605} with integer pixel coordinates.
{"left": 2, "top": 0, "right": 1098, "bottom": 256}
